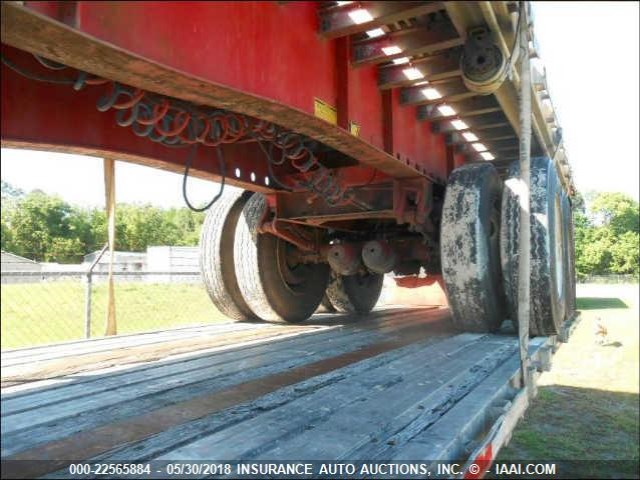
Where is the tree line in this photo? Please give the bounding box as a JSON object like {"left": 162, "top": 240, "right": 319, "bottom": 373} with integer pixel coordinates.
{"left": 572, "top": 191, "right": 639, "bottom": 279}
{"left": 1, "top": 180, "right": 638, "bottom": 277}
{"left": 1, "top": 180, "right": 205, "bottom": 263}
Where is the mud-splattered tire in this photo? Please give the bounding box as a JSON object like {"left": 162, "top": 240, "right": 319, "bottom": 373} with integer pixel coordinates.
{"left": 317, "top": 295, "right": 337, "bottom": 313}
{"left": 325, "top": 272, "right": 384, "bottom": 316}
{"left": 199, "top": 189, "right": 255, "bottom": 320}
{"left": 501, "top": 157, "right": 566, "bottom": 335}
{"left": 561, "top": 192, "right": 576, "bottom": 320}
{"left": 441, "top": 163, "right": 506, "bottom": 332}
{"left": 234, "top": 194, "right": 330, "bottom": 323}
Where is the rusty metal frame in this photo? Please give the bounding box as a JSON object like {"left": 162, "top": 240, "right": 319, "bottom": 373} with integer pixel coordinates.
{"left": 393, "top": 177, "right": 433, "bottom": 232}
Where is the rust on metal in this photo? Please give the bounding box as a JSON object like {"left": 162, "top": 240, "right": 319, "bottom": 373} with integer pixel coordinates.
{"left": 395, "top": 274, "right": 443, "bottom": 288}
{"left": 393, "top": 177, "right": 433, "bottom": 231}
{"left": 259, "top": 219, "right": 318, "bottom": 253}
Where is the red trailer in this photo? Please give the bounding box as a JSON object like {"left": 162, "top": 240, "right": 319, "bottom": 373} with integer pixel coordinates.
{"left": 1, "top": 1, "right": 575, "bottom": 332}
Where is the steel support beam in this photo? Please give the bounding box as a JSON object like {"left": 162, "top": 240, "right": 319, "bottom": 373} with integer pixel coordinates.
{"left": 378, "top": 50, "right": 460, "bottom": 89}
{"left": 431, "top": 111, "right": 510, "bottom": 134}
{"left": 516, "top": 4, "right": 532, "bottom": 389}
{"left": 445, "top": 127, "right": 516, "bottom": 145}
{"left": 401, "top": 78, "right": 474, "bottom": 106}
{"left": 417, "top": 95, "right": 501, "bottom": 121}
{"left": 320, "top": 2, "right": 445, "bottom": 39}
{"left": 0, "top": 2, "right": 438, "bottom": 182}
{"left": 352, "top": 21, "right": 462, "bottom": 66}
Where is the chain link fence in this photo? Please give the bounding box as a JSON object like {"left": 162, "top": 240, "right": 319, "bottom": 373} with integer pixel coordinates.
{"left": 1, "top": 270, "right": 227, "bottom": 350}
{"left": 579, "top": 274, "right": 640, "bottom": 284}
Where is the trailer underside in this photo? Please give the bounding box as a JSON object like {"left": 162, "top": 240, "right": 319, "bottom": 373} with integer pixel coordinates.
{"left": 1, "top": 0, "right": 578, "bottom": 331}
{"left": 0, "top": 1, "right": 573, "bottom": 198}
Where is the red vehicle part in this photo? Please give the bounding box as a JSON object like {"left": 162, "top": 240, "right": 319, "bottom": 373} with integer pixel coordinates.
{"left": 1, "top": 1, "right": 490, "bottom": 191}
{"left": 0, "top": 1, "right": 572, "bottom": 313}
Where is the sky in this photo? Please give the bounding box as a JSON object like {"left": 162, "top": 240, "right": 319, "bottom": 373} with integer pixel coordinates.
{"left": 1, "top": 2, "right": 638, "bottom": 207}
{"left": 0, "top": 149, "right": 220, "bottom": 209}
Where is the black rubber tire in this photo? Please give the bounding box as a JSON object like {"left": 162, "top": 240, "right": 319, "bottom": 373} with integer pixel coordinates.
{"left": 234, "top": 194, "right": 330, "bottom": 323}
{"left": 317, "top": 295, "right": 337, "bottom": 313}
{"left": 500, "top": 157, "right": 567, "bottom": 336}
{"left": 561, "top": 192, "right": 576, "bottom": 320}
{"left": 199, "top": 189, "right": 255, "bottom": 320}
{"left": 440, "top": 162, "right": 506, "bottom": 332}
{"left": 325, "top": 271, "right": 384, "bottom": 315}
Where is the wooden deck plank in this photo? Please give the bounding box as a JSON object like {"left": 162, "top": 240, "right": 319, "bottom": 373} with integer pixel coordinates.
{"left": 1, "top": 322, "right": 267, "bottom": 366}
{"left": 1, "top": 309, "right": 437, "bottom": 415}
{"left": 154, "top": 334, "right": 489, "bottom": 461}
{"left": 85, "top": 337, "right": 450, "bottom": 464}
{"left": 1, "top": 308, "right": 432, "bottom": 389}
{"left": 254, "top": 339, "right": 517, "bottom": 460}
{"left": 1, "top": 310, "right": 451, "bottom": 459}
{"left": 1, "top": 319, "right": 418, "bottom": 436}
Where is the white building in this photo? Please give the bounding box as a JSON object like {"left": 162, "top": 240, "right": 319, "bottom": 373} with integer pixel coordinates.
{"left": 1, "top": 251, "right": 42, "bottom": 283}
{"left": 146, "top": 246, "right": 200, "bottom": 283}
{"left": 82, "top": 250, "right": 146, "bottom": 273}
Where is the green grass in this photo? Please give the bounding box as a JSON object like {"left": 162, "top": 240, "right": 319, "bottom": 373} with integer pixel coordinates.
{"left": 1, "top": 281, "right": 229, "bottom": 349}
{"left": 495, "top": 284, "right": 640, "bottom": 479}
{"left": 577, "top": 297, "right": 629, "bottom": 310}
{"left": 496, "top": 387, "right": 639, "bottom": 478}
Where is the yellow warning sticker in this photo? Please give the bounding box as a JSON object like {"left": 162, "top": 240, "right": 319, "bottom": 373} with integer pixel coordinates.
{"left": 349, "top": 121, "right": 360, "bottom": 137}
{"left": 314, "top": 98, "right": 337, "bottom": 125}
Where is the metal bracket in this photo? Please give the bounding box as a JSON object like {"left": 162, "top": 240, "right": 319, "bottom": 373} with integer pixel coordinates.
{"left": 392, "top": 178, "right": 433, "bottom": 233}
{"left": 258, "top": 197, "right": 319, "bottom": 253}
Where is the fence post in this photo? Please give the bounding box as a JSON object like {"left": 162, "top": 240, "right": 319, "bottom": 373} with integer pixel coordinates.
{"left": 85, "top": 243, "right": 109, "bottom": 339}
{"left": 104, "top": 157, "right": 117, "bottom": 336}
{"left": 84, "top": 272, "right": 92, "bottom": 339}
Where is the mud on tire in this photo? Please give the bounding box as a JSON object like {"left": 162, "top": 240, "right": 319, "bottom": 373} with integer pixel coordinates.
{"left": 501, "top": 157, "right": 567, "bottom": 335}
{"left": 440, "top": 162, "right": 506, "bottom": 332}
{"left": 561, "top": 191, "right": 576, "bottom": 321}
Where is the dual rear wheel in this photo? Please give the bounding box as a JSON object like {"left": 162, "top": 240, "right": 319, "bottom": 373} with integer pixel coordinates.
{"left": 202, "top": 157, "right": 574, "bottom": 331}
{"left": 500, "top": 157, "right": 569, "bottom": 335}
{"left": 200, "top": 191, "right": 382, "bottom": 323}
{"left": 441, "top": 158, "right": 574, "bottom": 335}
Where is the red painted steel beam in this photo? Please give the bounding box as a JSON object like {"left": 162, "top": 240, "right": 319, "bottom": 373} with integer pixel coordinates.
{"left": 417, "top": 95, "right": 501, "bottom": 121}
{"left": 431, "top": 111, "right": 510, "bottom": 134}
{"left": 377, "top": 50, "right": 460, "bottom": 90}
{"left": 0, "top": 46, "right": 275, "bottom": 193}
{"left": 453, "top": 139, "right": 520, "bottom": 156}
{"left": 445, "top": 127, "right": 517, "bottom": 145}
{"left": 1, "top": 2, "right": 454, "bottom": 184}
{"left": 400, "top": 78, "right": 474, "bottom": 106}
{"left": 336, "top": 37, "right": 351, "bottom": 131}
{"left": 319, "top": 2, "right": 444, "bottom": 39}
{"left": 458, "top": 142, "right": 518, "bottom": 156}
{"left": 351, "top": 21, "right": 462, "bottom": 66}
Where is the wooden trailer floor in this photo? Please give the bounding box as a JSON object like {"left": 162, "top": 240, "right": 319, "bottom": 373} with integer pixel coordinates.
{"left": 1, "top": 307, "right": 555, "bottom": 478}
